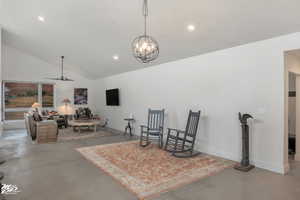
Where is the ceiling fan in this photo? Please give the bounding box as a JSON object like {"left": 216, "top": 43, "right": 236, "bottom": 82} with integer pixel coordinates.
{"left": 46, "top": 56, "right": 74, "bottom": 81}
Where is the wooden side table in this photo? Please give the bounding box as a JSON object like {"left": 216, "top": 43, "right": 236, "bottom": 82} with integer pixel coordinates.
{"left": 124, "top": 118, "right": 134, "bottom": 136}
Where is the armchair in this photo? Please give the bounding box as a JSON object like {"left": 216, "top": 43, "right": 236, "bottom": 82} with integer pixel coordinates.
{"left": 140, "top": 109, "right": 165, "bottom": 148}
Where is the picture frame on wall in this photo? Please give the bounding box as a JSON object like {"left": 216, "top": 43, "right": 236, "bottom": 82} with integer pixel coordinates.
{"left": 74, "top": 88, "right": 88, "bottom": 105}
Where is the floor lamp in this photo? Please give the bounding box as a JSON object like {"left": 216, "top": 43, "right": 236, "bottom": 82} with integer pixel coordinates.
{"left": 58, "top": 98, "right": 74, "bottom": 128}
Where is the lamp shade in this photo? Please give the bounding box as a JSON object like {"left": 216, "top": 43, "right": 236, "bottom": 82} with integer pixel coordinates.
{"left": 62, "top": 98, "right": 71, "bottom": 104}
{"left": 57, "top": 104, "right": 74, "bottom": 115}
{"left": 32, "top": 102, "right": 41, "bottom": 108}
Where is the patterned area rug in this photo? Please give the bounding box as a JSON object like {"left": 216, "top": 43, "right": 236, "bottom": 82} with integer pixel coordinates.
{"left": 58, "top": 128, "right": 118, "bottom": 142}
{"left": 77, "top": 141, "right": 234, "bottom": 199}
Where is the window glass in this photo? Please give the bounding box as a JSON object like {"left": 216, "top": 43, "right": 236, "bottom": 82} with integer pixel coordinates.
{"left": 5, "top": 82, "right": 38, "bottom": 108}
{"left": 42, "top": 84, "right": 54, "bottom": 107}
{"left": 3, "top": 82, "right": 55, "bottom": 121}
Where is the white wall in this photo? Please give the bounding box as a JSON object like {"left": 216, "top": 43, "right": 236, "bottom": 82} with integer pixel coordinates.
{"left": 1, "top": 45, "right": 97, "bottom": 129}
{"left": 95, "top": 32, "right": 300, "bottom": 174}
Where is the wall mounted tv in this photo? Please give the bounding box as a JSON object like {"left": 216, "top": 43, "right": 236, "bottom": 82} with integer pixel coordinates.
{"left": 106, "top": 88, "right": 119, "bottom": 106}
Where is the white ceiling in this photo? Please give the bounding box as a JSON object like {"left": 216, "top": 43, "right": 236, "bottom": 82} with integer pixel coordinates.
{"left": 2, "top": 0, "right": 300, "bottom": 79}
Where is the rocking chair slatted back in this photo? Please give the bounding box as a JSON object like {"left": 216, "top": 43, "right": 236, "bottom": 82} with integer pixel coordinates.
{"left": 185, "top": 110, "right": 201, "bottom": 137}
{"left": 147, "top": 109, "right": 165, "bottom": 131}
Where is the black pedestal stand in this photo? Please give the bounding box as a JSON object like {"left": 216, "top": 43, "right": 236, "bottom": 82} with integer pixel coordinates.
{"left": 234, "top": 113, "right": 255, "bottom": 172}
{"left": 0, "top": 159, "right": 5, "bottom": 194}
{"left": 64, "top": 115, "right": 68, "bottom": 128}
{"left": 124, "top": 118, "right": 134, "bottom": 136}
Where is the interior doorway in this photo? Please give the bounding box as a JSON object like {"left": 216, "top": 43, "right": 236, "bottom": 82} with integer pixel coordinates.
{"left": 285, "top": 50, "right": 300, "bottom": 171}
{"left": 288, "top": 72, "right": 296, "bottom": 160}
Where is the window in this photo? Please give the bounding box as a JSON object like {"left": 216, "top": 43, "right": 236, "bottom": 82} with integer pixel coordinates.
{"left": 5, "top": 82, "right": 38, "bottom": 108}
{"left": 42, "top": 84, "right": 54, "bottom": 107}
{"left": 3, "top": 81, "right": 55, "bottom": 121}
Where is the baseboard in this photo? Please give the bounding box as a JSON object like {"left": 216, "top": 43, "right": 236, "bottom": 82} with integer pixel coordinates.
{"left": 194, "top": 142, "right": 285, "bottom": 174}
{"left": 195, "top": 143, "right": 240, "bottom": 162}
{"left": 103, "top": 126, "right": 125, "bottom": 135}
{"left": 283, "top": 162, "right": 290, "bottom": 174}
{"left": 252, "top": 160, "right": 286, "bottom": 174}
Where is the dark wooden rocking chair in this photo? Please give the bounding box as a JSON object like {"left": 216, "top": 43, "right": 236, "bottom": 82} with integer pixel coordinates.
{"left": 165, "top": 110, "right": 201, "bottom": 157}
{"left": 140, "top": 109, "right": 165, "bottom": 148}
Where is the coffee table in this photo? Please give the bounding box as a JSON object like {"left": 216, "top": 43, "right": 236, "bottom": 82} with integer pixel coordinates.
{"left": 68, "top": 120, "right": 101, "bottom": 133}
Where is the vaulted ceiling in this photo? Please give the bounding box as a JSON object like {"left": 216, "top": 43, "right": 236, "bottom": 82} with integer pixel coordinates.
{"left": 1, "top": 0, "right": 300, "bottom": 79}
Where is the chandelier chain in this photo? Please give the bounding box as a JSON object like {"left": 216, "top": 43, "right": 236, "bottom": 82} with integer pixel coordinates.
{"left": 143, "top": 0, "right": 148, "bottom": 17}
{"left": 143, "top": 0, "right": 148, "bottom": 36}
{"left": 61, "top": 56, "right": 64, "bottom": 78}
{"left": 132, "top": 0, "right": 159, "bottom": 63}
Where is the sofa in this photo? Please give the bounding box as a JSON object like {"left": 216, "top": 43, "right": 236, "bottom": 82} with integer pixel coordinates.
{"left": 24, "top": 113, "right": 58, "bottom": 143}
{"left": 74, "top": 107, "right": 93, "bottom": 120}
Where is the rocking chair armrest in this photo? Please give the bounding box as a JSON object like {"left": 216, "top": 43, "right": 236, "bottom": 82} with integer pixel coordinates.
{"left": 167, "top": 128, "right": 185, "bottom": 134}
{"left": 140, "top": 125, "right": 149, "bottom": 131}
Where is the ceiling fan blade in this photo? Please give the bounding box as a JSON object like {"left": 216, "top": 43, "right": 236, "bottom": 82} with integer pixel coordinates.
{"left": 45, "top": 56, "right": 75, "bottom": 81}
{"left": 45, "top": 77, "right": 61, "bottom": 80}
{"left": 45, "top": 77, "right": 74, "bottom": 81}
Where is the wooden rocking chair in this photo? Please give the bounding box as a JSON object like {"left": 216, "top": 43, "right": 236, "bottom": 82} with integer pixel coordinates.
{"left": 140, "top": 109, "right": 165, "bottom": 148}
{"left": 165, "top": 110, "right": 201, "bottom": 157}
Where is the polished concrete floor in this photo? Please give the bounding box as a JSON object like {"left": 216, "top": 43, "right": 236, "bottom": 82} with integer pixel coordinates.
{"left": 0, "top": 129, "right": 299, "bottom": 200}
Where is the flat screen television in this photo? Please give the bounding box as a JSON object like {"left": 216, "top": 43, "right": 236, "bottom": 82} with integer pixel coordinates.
{"left": 106, "top": 88, "right": 119, "bottom": 106}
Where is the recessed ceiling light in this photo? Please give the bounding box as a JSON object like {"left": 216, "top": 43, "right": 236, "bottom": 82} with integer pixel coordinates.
{"left": 113, "top": 55, "right": 119, "bottom": 60}
{"left": 38, "top": 16, "right": 45, "bottom": 22}
{"left": 187, "top": 24, "right": 195, "bottom": 32}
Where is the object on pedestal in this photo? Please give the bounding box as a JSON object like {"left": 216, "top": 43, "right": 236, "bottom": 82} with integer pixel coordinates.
{"left": 234, "top": 112, "right": 255, "bottom": 172}
{"left": 124, "top": 118, "right": 134, "bottom": 136}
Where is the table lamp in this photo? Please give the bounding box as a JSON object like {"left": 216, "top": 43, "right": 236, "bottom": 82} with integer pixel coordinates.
{"left": 32, "top": 102, "right": 41, "bottom": 109}
{"left": 31, "top": 102, "right": 42, "bottom": 115}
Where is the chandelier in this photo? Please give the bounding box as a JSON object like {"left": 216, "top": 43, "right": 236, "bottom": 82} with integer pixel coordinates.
{"left": 132, "top": 0, "right": 159, "bottom": 63}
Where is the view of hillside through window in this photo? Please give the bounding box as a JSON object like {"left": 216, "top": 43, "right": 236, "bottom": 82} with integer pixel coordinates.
{"left": 42, "top": 84, "right": 54, "bottom": 107}
{"left": 5, "top": 82, "right": 38, "bottom": 108}
{"left": 3, "top": 82, "right": 54, "bottom": 120}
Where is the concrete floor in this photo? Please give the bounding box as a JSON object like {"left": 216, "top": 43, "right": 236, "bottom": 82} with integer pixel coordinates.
{"left": 0, "top": 129, "right": 299, "bottom": 200}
